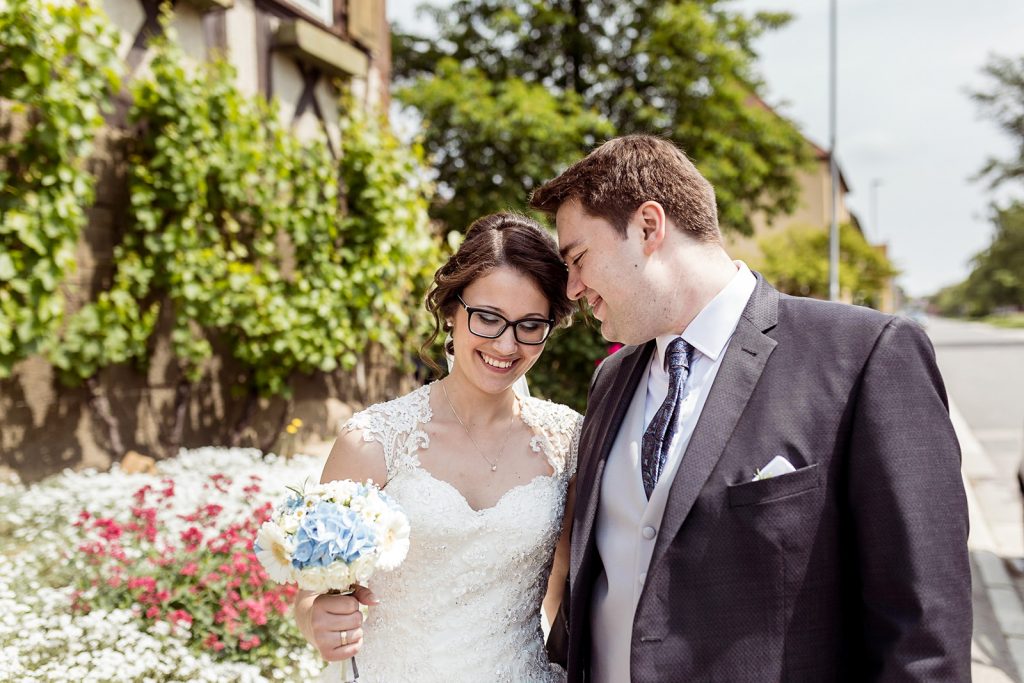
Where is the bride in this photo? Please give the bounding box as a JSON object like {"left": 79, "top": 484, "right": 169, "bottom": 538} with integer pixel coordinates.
{"left": 292, "top": 212, "right": 582, "bottom": 681}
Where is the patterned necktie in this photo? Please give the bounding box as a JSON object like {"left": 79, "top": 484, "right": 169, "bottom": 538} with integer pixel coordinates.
{"left": 641, "top": 338, "right": 693, "bottom": 499}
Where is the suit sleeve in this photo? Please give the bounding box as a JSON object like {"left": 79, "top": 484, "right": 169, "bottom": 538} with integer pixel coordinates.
{"left": 848, "top": 317, "right": 972, "bottom": 681}
{"left": 546, "top": 591, "right": 570, "bottom": 666}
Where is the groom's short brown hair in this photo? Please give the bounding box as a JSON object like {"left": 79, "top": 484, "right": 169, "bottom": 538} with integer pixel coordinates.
{"left": 529, "top": 135, "right": 720, "bottom": 242}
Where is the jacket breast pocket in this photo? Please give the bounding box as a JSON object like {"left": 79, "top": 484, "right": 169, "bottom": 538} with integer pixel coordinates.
{"left": 727, "top": 463, "right": 821, "bottom": 508}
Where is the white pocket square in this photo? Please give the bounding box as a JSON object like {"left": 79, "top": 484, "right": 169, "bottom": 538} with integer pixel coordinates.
{"left": 752, "top": 455, "right": 796, "bottom": 481}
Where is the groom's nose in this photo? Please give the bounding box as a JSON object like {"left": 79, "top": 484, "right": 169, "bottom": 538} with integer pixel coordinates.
{"left": 566, "top": 269, "right": 585, "bottom": 301}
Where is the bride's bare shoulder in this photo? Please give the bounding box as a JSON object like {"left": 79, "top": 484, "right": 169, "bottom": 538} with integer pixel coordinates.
{"left": 321, "top": 427, "right": 387, "bottom": 485}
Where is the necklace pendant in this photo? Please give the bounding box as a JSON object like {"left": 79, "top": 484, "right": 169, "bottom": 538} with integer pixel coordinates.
{"left": 491, "top": 465, "right": 498, "bottom": 472}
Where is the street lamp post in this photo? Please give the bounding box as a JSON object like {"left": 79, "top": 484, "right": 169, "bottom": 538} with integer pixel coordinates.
{"left": 870, "top": 178, "right": 883, "bottom": 241}
{"left": 828, "top": 0, "right": 840, "bottom": 302}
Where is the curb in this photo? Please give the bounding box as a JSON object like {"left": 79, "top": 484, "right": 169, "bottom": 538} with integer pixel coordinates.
{"left": 951, "top": 398, "right": 1024, "bottom": 681}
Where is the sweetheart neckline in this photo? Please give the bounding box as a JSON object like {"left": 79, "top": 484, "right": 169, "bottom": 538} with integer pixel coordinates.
{"left": 404, "top": 384, "right": 561, "bottom": 514}
{"left": 406, "top": 465, "right": 558, "bottom": 514}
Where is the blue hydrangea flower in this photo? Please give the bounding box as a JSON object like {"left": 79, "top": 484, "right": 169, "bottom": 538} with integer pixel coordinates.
{"left": 291, "top": 502, "right": 377, "bottom": 569}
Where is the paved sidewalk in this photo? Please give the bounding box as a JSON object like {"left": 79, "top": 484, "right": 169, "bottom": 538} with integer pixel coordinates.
{"left": 954, "top": 398, "right": 1024, "bottom": 682}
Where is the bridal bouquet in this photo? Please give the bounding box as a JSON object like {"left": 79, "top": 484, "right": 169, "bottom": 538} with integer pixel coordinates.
{"left": 255, "top": 479, "right": 410, "bottom": 682}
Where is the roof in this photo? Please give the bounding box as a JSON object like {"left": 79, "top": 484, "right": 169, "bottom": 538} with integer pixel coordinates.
{"left": 746, "top": 92, "right": 852, "bottom": 194}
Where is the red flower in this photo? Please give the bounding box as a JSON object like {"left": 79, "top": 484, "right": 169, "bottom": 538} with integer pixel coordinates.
{"left": 145, "top": 606, "right": 161, "bottom": 619}
{"left": 180, "top": 562, "right": 198, "bottom": 576}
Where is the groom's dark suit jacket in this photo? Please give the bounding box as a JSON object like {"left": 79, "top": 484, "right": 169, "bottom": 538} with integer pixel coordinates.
{"left": 549, "top": 276, "right": 972, "bottom": 682}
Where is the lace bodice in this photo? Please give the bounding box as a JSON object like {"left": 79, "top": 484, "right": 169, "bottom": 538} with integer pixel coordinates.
{"left": 341, "top": 384, "right": 581, "bottom": 682}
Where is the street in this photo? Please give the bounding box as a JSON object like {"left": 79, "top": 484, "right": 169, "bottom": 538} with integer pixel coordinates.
{"left": 928, "top": 316, "right": 1024, "bottom": 682}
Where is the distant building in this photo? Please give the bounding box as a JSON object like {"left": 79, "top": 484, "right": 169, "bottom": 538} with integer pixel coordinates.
{"left": 725, "top": 97, "right": 895, "bottom": 313}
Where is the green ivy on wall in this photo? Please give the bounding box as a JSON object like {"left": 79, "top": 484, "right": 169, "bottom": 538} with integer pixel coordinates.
{"left": 47, "top": 31, "right": 442, "bottom": 409}
{"left": 0, "top": 0, "right": 448, "bottom": 454}
{"left": 0, "top": 0, "right": 121, "bottom": 378}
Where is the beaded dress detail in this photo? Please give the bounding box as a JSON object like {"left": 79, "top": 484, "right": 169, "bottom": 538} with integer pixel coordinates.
{"left": 342, "top": 384, "right": 581, "bottom": 682}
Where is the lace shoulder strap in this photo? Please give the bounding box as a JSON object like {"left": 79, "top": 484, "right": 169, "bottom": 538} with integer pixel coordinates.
{"left": 342, "top": 385, "right": 432, "bottom": 480}
{"left": 520, "top": 397, "right": 584, "bottom": 479}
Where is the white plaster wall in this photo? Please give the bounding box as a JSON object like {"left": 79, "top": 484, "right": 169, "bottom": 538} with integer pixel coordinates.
{"left": 100, "top": 0, "right": 206, "bottom": 78}
{"left": 225, "top": 0, "right": 260, "bottom": 96}
{"left": 100, "top": 0, "right": 145, "bottom": 59}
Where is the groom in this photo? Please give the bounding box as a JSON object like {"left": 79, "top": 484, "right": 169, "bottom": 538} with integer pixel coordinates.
{"left": 530, "top": 135, "right": 971, "bottom": 682}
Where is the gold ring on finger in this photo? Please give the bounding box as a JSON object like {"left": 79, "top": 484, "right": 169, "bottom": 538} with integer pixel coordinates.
{"left": 340, "top": 629, "right": 348, "bottom": 646}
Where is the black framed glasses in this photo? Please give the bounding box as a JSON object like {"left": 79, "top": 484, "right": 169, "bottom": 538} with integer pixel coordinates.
{"left": 456, "top": 295, "right": 554, "bottom": 345}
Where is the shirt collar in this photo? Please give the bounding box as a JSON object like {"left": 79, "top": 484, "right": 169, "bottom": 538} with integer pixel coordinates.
{"left": 655, "top": 261, "right": 757, "bottom": 368}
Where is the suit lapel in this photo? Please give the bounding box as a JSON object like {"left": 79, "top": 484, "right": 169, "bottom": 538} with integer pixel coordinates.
{"left": 571, "top": 342, "right": 654, "bottom": 584}
{"left": 648, "top": 278, "right": 780, "bottom": 571}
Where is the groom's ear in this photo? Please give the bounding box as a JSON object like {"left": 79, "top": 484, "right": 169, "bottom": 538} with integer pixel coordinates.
{"left": 636, "top": 201, "right": 667, "bottom": 256}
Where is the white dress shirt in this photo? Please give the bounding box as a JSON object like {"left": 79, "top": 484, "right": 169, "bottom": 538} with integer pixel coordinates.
{"left": 590, "top": 262, "right": 757, "bottom": 683}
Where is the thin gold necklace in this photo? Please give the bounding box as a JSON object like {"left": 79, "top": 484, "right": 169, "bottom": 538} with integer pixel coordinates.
{"left": 440, "top": 381, "right": 515, "bottom": 473}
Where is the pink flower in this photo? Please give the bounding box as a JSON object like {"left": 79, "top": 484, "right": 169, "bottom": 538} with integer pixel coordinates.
{"left": 203, "top": 633, "right": 225, "bottom": 652}
{"left": 239, "top": 634, "right": 261, "bottom": 651}
{"left": 168, "top": 609, "right": 193, "bottom": 626}
{"left": 180, "top": 562, "right": 198, "bottom": 576}
{"left": 244, "top": 600, "right": 268, "bottom": 625}
{"left": 94, "top": 518, "right": 123, "bottom": 541}
{"left": 133, "top": 485, "right": 152, "bottom": 505}
{"left": 180, "top": 527, "right": 203, "bottom": 551}
{"left": 159, "top": 479, "right": 175, "bottom": 500}
{"left": 128, "top": 576, "right": 157, "bottom": 592}
{"left": 145, "top": 606, "right": 161, "bottom": 619}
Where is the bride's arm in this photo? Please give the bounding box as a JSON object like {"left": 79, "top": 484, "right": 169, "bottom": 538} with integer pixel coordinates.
{"left": 543, "top": 476, "right": 576, "bottom": 627}
{"left": 292, "top": 429, "right": 388, "bottom": 660}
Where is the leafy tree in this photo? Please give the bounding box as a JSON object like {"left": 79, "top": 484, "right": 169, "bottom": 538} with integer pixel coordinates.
{"left": 935, "top": 54, "right": 1024, "bottom": 317}
{"left": 396, "top": 58, "right": 612, "bottom": 231}
{"left": 755, "top": 223, "right": 898, "bottom": 309}
{"left": 527, "top": 313, "right": 608, "bottom": 412}
{"left": 972, "top": 54, "right": 1024, "bottom": 191}
{"left": 954, "top": 203, "right": 1024, "bottom": 316}
{"left": 394, "top": 0, "right": 809, "bottom": 235}
{"left": 395, "top": 0, "right": 811, "bottom": 407}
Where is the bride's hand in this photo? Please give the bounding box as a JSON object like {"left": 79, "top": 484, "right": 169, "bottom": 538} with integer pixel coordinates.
{"left": 296, "top": 586, "right": 379, "bottom": 661}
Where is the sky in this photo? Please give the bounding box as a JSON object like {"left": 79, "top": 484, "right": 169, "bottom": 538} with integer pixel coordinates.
{"left": 387, "top": 0, "right": 1024, "bottom": 297}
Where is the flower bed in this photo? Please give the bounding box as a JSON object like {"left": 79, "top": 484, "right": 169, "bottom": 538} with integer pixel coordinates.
{"left": 0, "top": 448, "right": 327, "bottom": 681}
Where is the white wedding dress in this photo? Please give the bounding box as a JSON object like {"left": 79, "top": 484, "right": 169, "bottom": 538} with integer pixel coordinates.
{"left": 340, "top": 383, "right": 581, "bottom": 682}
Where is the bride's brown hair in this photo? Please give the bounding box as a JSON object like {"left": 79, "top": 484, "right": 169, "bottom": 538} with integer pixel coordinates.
{"left": 420, "top": 212, "right": 573, "bottom": 376}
